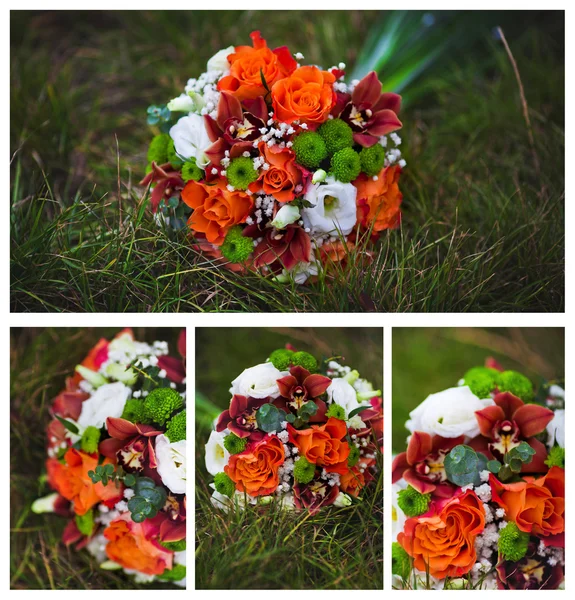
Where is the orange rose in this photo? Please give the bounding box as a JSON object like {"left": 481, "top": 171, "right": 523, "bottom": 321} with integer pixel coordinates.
{"left": 104, "top": 514, "right": 173, "bottom": 575}
{"left": 271, "top": 66, "right": 336, "bottom": 126}
{"left": 182, "top": 179, "right": 253, "bottom": 245}
{"left": 249, "top": 142, "right": 302, "bottom": 203}
{"left": 225, "top": 435, "right": 285, "bottom": 497}
{"left": 339, "top": 467, "right": 365, "bottom": 497}
{"left": 354, "top": 165, "right": 402, "bottom": 232}
{"left": 217, "top": 31, "right": 297, "bottom": 101}
{"left": 288, "top": 417, "right": 350, "bottom": 474}
{"left": 398, "top": 490, "right": 485, "bottom": 579}
{"left": 490, "top": 466, "right": 565, "bottom": 537}
{"left": 47, "top": 448, "right": 123, "bottom": 516}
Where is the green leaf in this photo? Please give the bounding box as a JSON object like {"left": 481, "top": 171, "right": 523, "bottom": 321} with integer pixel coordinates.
{"left": 54, "top": 415, "right": 79, "bottom": 435}
{"left": 140, "top": 487, "right": 164, "bottom": 507}
{"left": 131, "top": 512, "right": 146, "bottom": 523}
{"left": 444, "top": 445, "right": 481, "bottom": 487}
{"left": 256, "top": 403, "right": 284, "bottom": 433}
{"left": 507, "top": 442, "right": 536, "bottom": 465}
{"left": 259, "top": 68, "right": 270, "bottom": 93}
{"left": 135, "top": 477, "right": 156, "bottom": 492}
{"left": 128, "top": 496, "right": 148, "bottom": 514}
{"left": 285, "top": 413, "right": 296, "bottom": 424}
{"left": 347, "top": 405, "right": 370, "bottom": 419}
{"left": 124, "top": 474, "right": 136, "bottom": 487}
{"left": 498, "top": 464, "right": 513, "bottom": 481}
{"left": 509, "top": 458, "right": 523, "bottom": 473}
{"left": 487, "top": 460, "right": 502, "bottom": 474}
{"left": 298, "top": 401, "right": 318, "bottom": 419}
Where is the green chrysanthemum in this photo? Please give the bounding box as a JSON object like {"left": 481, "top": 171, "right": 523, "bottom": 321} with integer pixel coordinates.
{"left": 391, "top": 542, "right": 411, "bottom": 580}
{"left": 318, "top": 118, "right": 354, "bottom": 155}
{"left": 347, "top": 444, "right": 360, "bottom": 467}
{"left": 226, "top": 156, "right": 258, "bottom": 190}
{"left": 181, "top": 159, "right": 202, "bottom": 182}
{"left": 143, "top": 388, "right": 184, "bottom": 427}
{"left": 80, "top": 426, "right": 101, "bottom": 454}
{"left": 293, "top": 456, "right": 315, "bottom": 484}
{"left": 463, "top": 366, "right": 499, "bottom": 398}
{"left": 269, "top": 348, "right": 294, "bottom": 371}
{"left": 121, "top": 398, "right": 148, "bottom": 424}
{"left": 496, "top": 370, "right": 534, "bottom": 402}
{"left": 147, "top": 134, "right": 171, "bottom": 165}
{"left": 397, "top": 486, "right": 431, "bottom": 517}
{"left": 214, "top": 472, "right": 235, "bottom": 498}
{"left": 291, "top": 351, "right": 318, "bottom": 373}
{"left": 223, "top": 433, "right": 247, "bottom": 455}
{"left": 330, "top": 147, "right": 361, "bottom": 183}
{"left": 158, "top": 564, "right": 186, "bottom": 582}
{"left": 160, "top": 539, "right": 186, "bottom": 552}
{"left": 326, "top": 403, "right": 346, "bottom": 421}
{"left": 220, "top": 226, "right": 254, "bottom": 263}
{"left": 359, "top": 143, "right": 386, "bottom": 177}
{"left": 498, "top": 521, "right": 530, "bottom": 561}
{"left": 165, "top": 410, "right": 186, "bottom": 443}
{"left": 75, "top": 509, "right": 95, "bottom": 537}
{"left": 292, "top": 131, "right": 328, "bottom": 169}
{"left": 545, "top": 445, "right": 565, "bottom": 468}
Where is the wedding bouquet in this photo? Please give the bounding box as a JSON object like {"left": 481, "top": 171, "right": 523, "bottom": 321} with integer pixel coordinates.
{"left": 205, "top": 346, "right": 383, "bottom": 513}
{"left": 141, "top": 31, "right": 405, "bottom": 283}
{"left": 32, "top": 329, "right": 187, "bottom": 586}
{"left": 392, "top": 359, "right": 565, "bottom": 590}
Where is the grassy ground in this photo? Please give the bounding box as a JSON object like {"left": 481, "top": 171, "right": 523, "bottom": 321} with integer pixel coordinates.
{"left": 10, "top": 327, "right": 182, "bottom": 590}
{"left": 195, "top": 327, "right": 383, "bottom": 589}
{"left": 10, "top": 11, "right": 564, "bottom": 312}
{"left": 391, "top": 327, "right": 565, "bottom": 453}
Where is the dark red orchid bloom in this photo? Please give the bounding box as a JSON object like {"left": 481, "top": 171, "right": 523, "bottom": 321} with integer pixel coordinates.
{"left": 496, "top": 542, "right": 564, "bottom": 589}
{"left": 274, "top": 365, "right": 331, "bottom": 418}
{"left": 293, "top": 480, "right": 340, "bottom": 515}
{"left": 62, "top": 518, "right": 94, "bottom": 549}
{"left": 215, "top": 395, "right": 269, "bottom": 439}
{"left": 100, "top": 418, "right": 163, "bottom": 473}
{"left": 159, "top": 495, "right": 186, "bottom": 542}
{"left": 392, "top": 431, "right": 464, "bottom": 497}
{"left": 359, "top": 396, "right": 383, "bottom": 451}
{"left": 252, "top": 224, "right": 312, "bottom": 271}
{"left": 473, "top": 392, "right": 553, "bottom": 471}
{"left": 139, "top": 162, "right": 184, "bottom": 213}
{"left": 333, "top": 71, "right": 402, "bottom": 147}
{"left": 158, "top": 329, "right": 186, "bottom": 384}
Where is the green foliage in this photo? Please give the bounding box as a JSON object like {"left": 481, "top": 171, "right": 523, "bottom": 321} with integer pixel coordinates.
{"left": 54, "top": 415, "right": 79, "bottom": 435}
{"left": 269, "top": 348, "right": 294, "bottom": 371}
{"left": 291, "top": 351, "right": 318, "bottom": 373}
{"left": 498, "top": 521, "right": 529, "bottom": 561}
{"left": 213, "top": 472, "right": 235, "bottom": 498}
{"left": 223, "top": 432, "right": 247, "bottom": 455}
{"left": 220, "top": 226, "right": 254, "bottom": 263}
{"left": 167, "top": 138, "right": 183, "bottom": 169}
{"left": 293, "top": 456, "right": 316, "bottom": 484}
{"left": 256, "top": 403, "right": 286, "bottom": 433}
{"left": 147, "top": 134, "right": 171, "bottom": 165}
{"left": 326, "top": 403, "right": 346, "bottom": 420}
{"left": 545, "top": 445, "right": 565, "bottom": 468}
{"left": 463, "top": 366, "right": 499, "bottom": 398}
{"left": 181, "top": 159, "right": 202, "bottom": 182}
{"left": 80, "top": 426, "right": 101, "bottom": 454}
{"left": 318, "top": 119, "right": 354, "bottom": 155}
{"left": 127, "top": 476, "right": 167, "bottom": 523}
{"left": 359, "top": 144, "right": 386, "bottom": 177}
{"left": 347, "top": 444, "right": 360, "bottom": 467}
{"left": 165, "top": 410, "right": 186, "bottom": 443}
{"left": 226, "top": 157, "right": 258, "bottom": 190}
{"left": 330, "top": 147, "right": 361, "bottom": 183}
{"left": 444, "top": 445, "right": 486, "bottom": 487}
{"left": 397, "top": 485, "right": 431, "bottom": 517}
{"left": 292, "top": 131, "right": 328, "bottom": 169}
{"left": 391, "top": 542, "right": 411, "bottom": 580}
{"left": 158, "top": 564, "right": 186, "bottom": 582}
{"left": 143, "top": 387, "right": 184, "bottom": 426}
{"left": 88, "top": 463, "right": 117, "bottom": 487}
{"left": 75, "top": 509, "right": 95, "bottom": 537}
{"left": 160, "top": 539, "right": 186, "bottom": 552}
{"left": 496, "top": 370, "right": 534, "bottom": 402}
{"left": 121, "top": 398, "right": 147, "bottom": 424}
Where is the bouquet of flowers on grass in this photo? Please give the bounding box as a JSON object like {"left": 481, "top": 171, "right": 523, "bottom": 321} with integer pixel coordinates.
{"left": 205, "top": 346, "right": 383, "bottom": 513}
{"left": 32, "top": 329, "right": 187, "bottom": 586}
{"left": 141, "top": 31, "right": 405, "bottom": 283}
{"left": 392, "top": 359, "right": 565, "bottom": 590}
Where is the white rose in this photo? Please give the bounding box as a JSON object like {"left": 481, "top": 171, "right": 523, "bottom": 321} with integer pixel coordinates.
{"left": 167, "top": 92, "right": 197, "bottom": 113}
{"left": 301, "top": 176, "right": 357, "bottom": 235}
{"left": 546, "top": 409, "right": 564, "bottom": 448}
{"left": 270, "top": 204, "right": 300, "bottom": 229}
{"left": 169, "top": 113, "right": 212, "bottom": 169}
{"left": 205, "top": 429, "right": 230, "bottom": 475}
{"left": 155, "top": 434, "right": 186, "bottom": 494}
{"left": 406, "top": 386, "right": 494, "bottom": 439}
{"left": 77, "top": 382, "right": 131, "bottom": 430}
{"left": 327, "top": 378, "right": 368, "bottom": 415}
{"left": 207, "top": 46, "right": 234, "bottom": 73}
{"left": 333, "top": 491, "right": 352, "bottom": 507}
{"left": 229, "top": 362, "right": 284, "bottom": 399}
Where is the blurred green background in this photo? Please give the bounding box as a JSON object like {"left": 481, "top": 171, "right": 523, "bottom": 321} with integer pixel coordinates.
{"left": 10, "top": 327, "right": 183, "bottom": 590}
{"left": 392, "top": 327, "right": 564, "bottom": 453}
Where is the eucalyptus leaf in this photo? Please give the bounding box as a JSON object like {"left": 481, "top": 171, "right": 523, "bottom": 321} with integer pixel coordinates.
{"left": 256, "top": 403, "right": 284, "bottom": 433}
{"left": 487, "top": 460, "right": 502, "bottom": 474}
{"left": 444, "top": 445, "right": 481, "bottom": 487}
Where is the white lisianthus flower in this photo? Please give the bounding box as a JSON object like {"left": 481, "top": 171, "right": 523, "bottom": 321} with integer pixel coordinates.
{"left": 301, "top": 176, "right": 357, "bottom": 235}
{"left": 77, "top": 382, "right": 131, "bottom": 430}
{"left": 271, "top": 204, "right": 300, "bottom": 229}
{"left": 406, "top": 386, "right": 494, "bottom": 439}
{"left": 155, "top": 434, "right": 186, "bottom": 494}
{"left": 31, "top": 492, "right": 60, "bottom": 514}
{"left": 169, "top": 114, "right": 212, "bottom": 169}
{"left": 333, "top": 491, "right": 352, "bottom": 507}
{"left": 207, "top": 46, "right": 234, "bottom": 73}
{"left": 229, "top": 362, "right": 284, "bottom": 399}
{"left": 167, "top": 93, "right": 197, "bottom": 113}
{"left": 546, "top": 409, "right": 565, "bottom": 448}
{"left": 327, "top": 378, "right": 369, "bottom": 415}
{"left": 391, "top": 480, "right": 407, "bottom": 540}
{"left": 275, "top": 260, "right": 319, "bottom": 285}
{"left": 205, "top": 429, "right": 230, "bottom": 476}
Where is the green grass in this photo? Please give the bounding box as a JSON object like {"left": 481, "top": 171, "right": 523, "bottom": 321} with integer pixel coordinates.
{"left": 195, "top": 327, "right": 383, "bottom": 589}
{"left": 10, "top": 327, "right": 182, "bottom": 590}
{"left": 10, "top": 11, "right": 564, "bottom": 312}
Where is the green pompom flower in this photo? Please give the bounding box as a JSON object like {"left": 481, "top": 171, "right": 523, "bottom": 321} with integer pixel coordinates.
{"left": 269, "top": 348, "right": 294, "bottom": 371}
{"left": 496, "top": 370, "right": 534, "bottom": 402}
{"left": 226, "top": 156, "right": 258, "bottom": 190}
{"left": 463, "top": 366, "right": 499, "bottom": 398}
{"left": 330, "top": 147, "right": 361, "bottom": 183}
{"left": 181, "top": 159, "right": 202, "bottom": 182}
{"left": 143, "top": 388, "right": 184, "bottom": 426}
{"left": 293, "top": 456, "right": 316, "bottom": 484}
{"left": 160, "top": 539, "right": 186, "bottom": 552}
{"left": 545, "top": 445, "right": 565, "bottom": 468}
{"left": 166, "top": 410, "right": 186, "bottom": 443}
{"left": 292, "top": 131, "right": 328, "bottom": 169}
{"left": 347, "top": 444, "right": 360, "bottom": 467}
{"left": 223, "top": 433, "right": 247, "bottom": 455}
{"left": 214, "top": 472, "right": 235, "bottom": 498}
{"left": 158, "top": 564, "right": 186, "bottom": 582}
{"left": 397, "top": 486, "right": 431, "bottom": 517}
{"left": 359, "top": 143, "right": 386, "bottom": 177}
{"left": 391, "top": 542, "right": 411, "bottom": 580}
{"left": 121, "top": 398, "right": 148, "bottom": 424}
{"left": 318, "top": 118, "right": 354, "bottom": 155}
{"left": 220, "top": 226, "right": 254, "bottom": 263}
{"left": 147, "top": 134, "right": 171, "bottom": 165}
{"left": 291, "top": 351, "right": 318, "bottom": 373}
{"left": 80, "top": 426, "right": 101, "bottom": 454}
{"left": 498, "top": 521, "right": 530, "bottom": 561}
{"left": 326, "top": 403, "right": 346, "bottom": 421}
{"left": 75, "top": 509, "right": 95, "bottom": 536}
